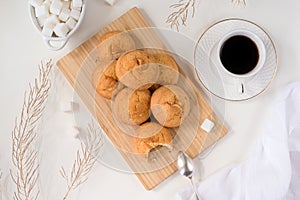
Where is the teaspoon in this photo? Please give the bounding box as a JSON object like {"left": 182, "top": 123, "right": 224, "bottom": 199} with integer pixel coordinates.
{"left": 177, "top": 151, "right": 201, "bottom": 200}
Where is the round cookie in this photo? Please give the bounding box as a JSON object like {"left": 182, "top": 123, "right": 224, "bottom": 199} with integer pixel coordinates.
{"left": 98, "top": 31, "right": 120, "bottom": 44}
{"left": 113, "top": 88, "right": 151, "bottom": 125}
{"left": 115, "top": 50, "right": 159, "bottom": 90}
{"left": 92, "top": 60, "right": 119, "bottom": 99}
{"left": 134, "top": 122, "right": 173, "bottom": 155}
{"left": 97, "top": 31, "right": 136, "bottom": 61}
{"left": 153, "top": 52, "right": 179, "bottom": 85}
{"left": 150, "top": 85, "right": 190, "bottom": 128}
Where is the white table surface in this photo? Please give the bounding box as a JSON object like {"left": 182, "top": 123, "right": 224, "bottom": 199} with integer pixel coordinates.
{"left": 1, "top": 0, "right": 300, "bottom": 199}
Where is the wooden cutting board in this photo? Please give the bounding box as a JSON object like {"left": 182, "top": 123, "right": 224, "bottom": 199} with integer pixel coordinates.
{"left": 57, "top": 7, "right": 227, "bottom": 190}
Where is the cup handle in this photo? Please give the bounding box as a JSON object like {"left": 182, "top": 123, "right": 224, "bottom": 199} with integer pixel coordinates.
{"left": 234, "top": 79, "right": 245, "bottom": 94}
{"left": 43, "top": 37, "right": 68, "bottom": 51}
{"left": 239, "top": 83, "right": 245, "bottom": 94}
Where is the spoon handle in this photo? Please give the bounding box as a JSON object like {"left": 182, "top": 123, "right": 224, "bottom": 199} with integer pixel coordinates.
{"left": 190, "top": 178, "right": 201, "bottom": 200}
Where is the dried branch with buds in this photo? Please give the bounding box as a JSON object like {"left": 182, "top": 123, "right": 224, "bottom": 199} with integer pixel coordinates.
{"left": 10, "top": 60, "right": 52, "bottom": 200}
{"left": 167, "top": 0, "right": 246, "bottom": 30}
{"left": 166, "top": 0, "right": 195, "bottom": 31}
{"left": 60, "top": 123, "right": 103, "bottom": 200}
{"left": 232, "top": 0, "right": 246, "bottom": 6}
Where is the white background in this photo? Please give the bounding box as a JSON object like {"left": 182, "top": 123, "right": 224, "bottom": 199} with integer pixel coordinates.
{"left": 1, "top": 0, "right": 300, "bottom": 199}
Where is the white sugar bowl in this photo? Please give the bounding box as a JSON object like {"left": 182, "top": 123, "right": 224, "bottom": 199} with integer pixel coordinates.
{"left": 28, "top": 0, "right": 86, "bottom": 51}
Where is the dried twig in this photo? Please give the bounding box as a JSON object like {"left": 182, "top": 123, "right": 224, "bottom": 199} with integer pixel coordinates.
{"left": 166, "top": 0, "right": 196, "bottom": 31}
{"left": 232, "top": 0, "right": 246, "bottom": 6}
{"left": 10, "top": 60, "right": 53, "bottom": 200}
{"left": 167, "top": 0, "right": 246, "bottom": 31}
{"left": 60, "top": 123, "right": 103, "bottom": 200}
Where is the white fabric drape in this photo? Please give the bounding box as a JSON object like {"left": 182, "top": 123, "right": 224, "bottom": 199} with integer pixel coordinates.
{"left": 176, "top": 82, "right": 300, "bottom": 200}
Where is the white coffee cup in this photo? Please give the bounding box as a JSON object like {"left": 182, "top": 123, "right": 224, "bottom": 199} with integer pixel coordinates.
{"left": 216, "top": 30, "right": 266, "bottom": 95}
{"left": 217, "top": 29, "right": 266, "bottom": 78}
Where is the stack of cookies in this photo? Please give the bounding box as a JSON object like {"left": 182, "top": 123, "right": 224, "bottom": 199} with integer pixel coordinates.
{"left": 92, "top": 30, "right": 191, "bottom": 158}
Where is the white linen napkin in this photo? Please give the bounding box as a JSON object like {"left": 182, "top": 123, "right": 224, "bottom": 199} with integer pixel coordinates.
{"left": 176, "top": 82, "right": 300, "bottom": 200}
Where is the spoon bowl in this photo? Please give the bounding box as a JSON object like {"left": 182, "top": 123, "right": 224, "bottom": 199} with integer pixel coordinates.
{"left": 177, "top": 151, "right": 194, "bottom": 178}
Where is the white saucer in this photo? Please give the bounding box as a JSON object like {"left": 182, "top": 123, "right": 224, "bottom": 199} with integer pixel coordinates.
{"left": 194, "top": 19, "right": 278, "bottom": 101}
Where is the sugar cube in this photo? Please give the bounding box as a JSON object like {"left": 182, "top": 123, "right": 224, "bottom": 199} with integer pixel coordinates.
{"left": 35, "top": 4, "right": 50, "bottom": 18}
{"left": 42, "top": 22, "right": 55, "bottom": 37}
{"left": 72, "top": 0, "right": 82, "bottom": 8}
{"left": 46, "top": 14, "right": 60, "bottom": 25}
{"left": 50, "top": 0, "right": 63, "bottom": 15}
{"left": 43, "top": 0, "right": 52, "bottom": 6}
{"left": 37, "top": 16, "right": 47, "bottom": 27}
{"left": 70, "top": 9, "right": 80, "bottom": 20}
{"left": 62, "top": 1, "right": 70, "bottom": 9}
{"left": 70, "top": 2, "right": 81, "bottom": 11}
{"left": 59, "top": 8, "right": 70, "bottom": 22}
{"left": 42, "top": 1, "right": 51, "bottom": 15}
{"left": 44, "top": 21, "right": 56, "bottom": 29}
{"left": 67, "top": 127, "right": 80, "bottom": 137}
{"left": 53, "top": 23, "right": 69, "bottom": 37}
{"left": 201, "top": 119, "right": 215, "bottom": 133}
{"left": 60, "top": 101, "right": 73, "bottom": 112}
{"left": 42, "top": 27, "right": 53, "bottom": 37}
{"left": 65, "top": 17, "right": 77, "bottom": 29}
{"left": 29, "top": 0, "right": 43, "bottom": 8}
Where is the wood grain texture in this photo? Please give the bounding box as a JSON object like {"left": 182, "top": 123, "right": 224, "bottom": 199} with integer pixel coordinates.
{"left": 57, "top": 7, "right": 227, "bottom": 190}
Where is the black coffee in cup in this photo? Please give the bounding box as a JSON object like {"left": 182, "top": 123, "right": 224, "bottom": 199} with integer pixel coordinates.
{"left": 220, "top": 35, "right": 259, "bottom": 75}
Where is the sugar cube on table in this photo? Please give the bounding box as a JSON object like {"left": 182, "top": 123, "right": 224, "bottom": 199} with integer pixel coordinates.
{"left": 35, "top": 4, "right": 50, "bottom": 18}
{"left": 72, "top": 0, "right": 82, "bottom": 8}
{"left": 53, "top": 23, "right": 69, "bottom": 37}
{"left": 59, "top": 8, "right": 70, "bottom": 22}
{"left": 42, "top": 21, "right": 55, "bottom": 36}
{"left": 60, "top": 101, "right": 73, "bottom": 112}
{"left": 50, "top": 0, "right": 63, "bottom": 15}
{"left": 201, "top": 119, "right": 215, "bottom": 133}
{"left": 67, "top": 127, "right": 80, "bottom": 137}
{"left": 29, "top": 0, "right": 43, "bottom": 8}
{"left": 70, "top": 9, "right": 80, "bottom": 20}
{"left": 65, "top": 17, "right": 77, "bottom": 29}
